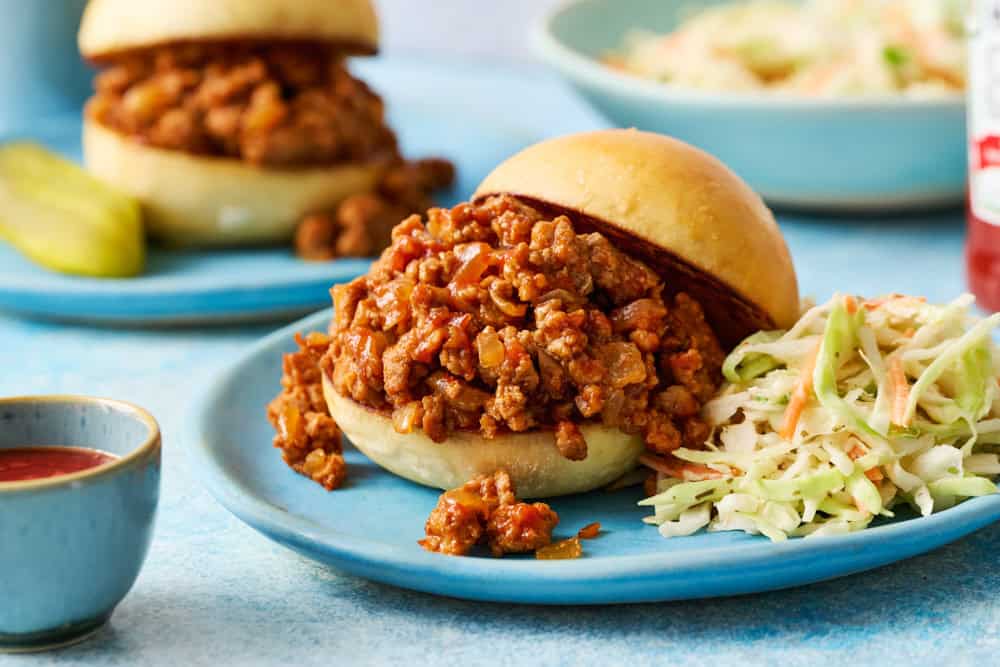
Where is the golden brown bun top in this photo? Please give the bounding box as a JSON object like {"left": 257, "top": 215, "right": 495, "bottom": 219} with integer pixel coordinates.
{"left": 79, "top": 0, "right": 379, "bottom": 59}
{"left": 473, "top": 129, "right": 800, "bottom": 347}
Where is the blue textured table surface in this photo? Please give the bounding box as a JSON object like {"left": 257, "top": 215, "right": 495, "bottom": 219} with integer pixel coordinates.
{"left": 2, "top": 71, "right": 992, "bottom": 666}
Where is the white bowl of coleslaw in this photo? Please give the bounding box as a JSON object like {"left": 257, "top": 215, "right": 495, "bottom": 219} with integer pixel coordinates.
{"left": 534, "top": 0, "right": 966, "bottom": 210}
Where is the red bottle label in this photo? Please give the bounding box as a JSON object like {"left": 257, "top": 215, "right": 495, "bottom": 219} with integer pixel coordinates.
{"left": 976, "top": 135, "right": 1000, "bottom": 168}
{"left": 968, "top": 3, "right": 1000, "bottom": 227}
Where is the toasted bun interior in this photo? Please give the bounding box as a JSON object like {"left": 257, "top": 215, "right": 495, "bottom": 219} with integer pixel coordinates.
{"left": 79, "top": 0, "right": 379, "bottom": 59}
{"left": 474, "top": 129, "right": 800, "bottom": 346}
{"left": 324, "top": 375, "right": 644, "bottom": 499}
{"left": 83, "top": 119, "right": 381, "bottom": 246}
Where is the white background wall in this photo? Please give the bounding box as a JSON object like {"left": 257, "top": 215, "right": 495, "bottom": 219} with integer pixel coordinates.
{"left": 376, "top": 0, "right": 564, "bottom": 61}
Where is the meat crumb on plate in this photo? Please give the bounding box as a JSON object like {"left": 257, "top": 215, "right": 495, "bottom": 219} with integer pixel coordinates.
{"left": 419, "top": 470, "right": 559, "bottom": 557}
{"left": 267, "top": 332, "right": 346, "bottom": 490}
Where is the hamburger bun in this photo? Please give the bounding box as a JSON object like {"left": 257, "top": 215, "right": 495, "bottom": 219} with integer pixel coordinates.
{"left": 79, "top": 0, "right": 379, "bottom": 60}
{"left": 474, "top": 128, "right": 800, "bottom": 347}
{"left": 324, "top": 374, "right": 644, "bottom": 499}
{"left": 83, "top": 118, "right": 382, "bottom": 245}
{"left": 327, "top": 129, "right": 800, "bottom": 497}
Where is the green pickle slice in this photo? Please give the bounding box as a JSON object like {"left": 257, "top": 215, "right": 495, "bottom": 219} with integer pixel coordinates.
{"left": 0, "top": 142, "right": 145, "bottom": 277}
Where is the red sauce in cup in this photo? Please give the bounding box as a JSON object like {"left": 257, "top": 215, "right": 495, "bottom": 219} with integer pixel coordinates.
{"left": 0, "top": 446, "right": 118, "bottom": 482}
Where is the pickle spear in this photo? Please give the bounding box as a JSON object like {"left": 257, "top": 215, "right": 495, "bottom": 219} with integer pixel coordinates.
{"left": 0, "top": 142, "right": 145, "bottom": 278}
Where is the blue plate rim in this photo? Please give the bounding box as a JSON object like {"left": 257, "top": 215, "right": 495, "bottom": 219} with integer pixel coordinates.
{"left": 188, "top": 309, "right": 1000, "bottom": 603}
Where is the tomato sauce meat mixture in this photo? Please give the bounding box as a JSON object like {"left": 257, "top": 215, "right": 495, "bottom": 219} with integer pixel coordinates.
{"left": 88, "top": 42, "right": 397, "bottom": 167}
{"left": 268, "top": 332, "right": 346, "bottom": 490}
{"left": 294, "top": 157, "right": 455, "bottom": 260}
{"left": 420, "top": 470, "right": 559, "bottom": 557}
{"left": 324, "top": 194, "right": 725, "bottom": 467}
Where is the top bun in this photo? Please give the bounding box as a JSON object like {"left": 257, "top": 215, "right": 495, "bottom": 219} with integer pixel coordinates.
{"left": 473, "top": 129, "right": 799, "bottom": 347}
{"left": 79, "top": 0, "right": 379, "bottom": 60}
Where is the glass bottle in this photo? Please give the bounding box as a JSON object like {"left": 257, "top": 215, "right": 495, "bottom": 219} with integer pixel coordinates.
{"left": 967, "top": 0, "right": 1000, "bottom": 310}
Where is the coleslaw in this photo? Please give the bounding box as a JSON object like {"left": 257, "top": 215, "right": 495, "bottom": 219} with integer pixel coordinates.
{"left": 607, "top": 0, "right": 966, "bottom": 98}
{"left": 641, "top": 294, "right": 1000, "bottom": 541}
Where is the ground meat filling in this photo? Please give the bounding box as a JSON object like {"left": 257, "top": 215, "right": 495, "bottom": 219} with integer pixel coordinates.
{"left": 294, "top": 158, "right": 456, "bottom": 260}
{"left": 324, "top": 195, "right": 725, "bottom": 460}
{"left": 267, "top": 332, "right": 346, "bottom": 490}
{"left": 87, "top": 42, "right": 398, "bottom": 167}
{"left": 420, "top": 471, "right": 559, "bottom": 556}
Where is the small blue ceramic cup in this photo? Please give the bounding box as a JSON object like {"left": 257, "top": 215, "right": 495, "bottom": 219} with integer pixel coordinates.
{"left": 0, "top": 0, "right": 92, "bottom": 132}
{"left": 0, "top": 396, "right": 161, "bottom": 653}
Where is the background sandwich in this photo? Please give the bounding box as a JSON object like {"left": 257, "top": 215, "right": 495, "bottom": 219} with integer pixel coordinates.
{"left": 79, "top": 0, "right": 447, "bottom": 248}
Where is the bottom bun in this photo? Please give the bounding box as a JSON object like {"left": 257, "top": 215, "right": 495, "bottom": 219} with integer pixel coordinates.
{"left": 83, "top": 118, "right": 381, "bottom": 246}
{"left": 324, "top": 374, "right": 644, "bottom": 498}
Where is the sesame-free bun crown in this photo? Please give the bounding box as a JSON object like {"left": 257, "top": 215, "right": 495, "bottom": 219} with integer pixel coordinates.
{"left": 473, "top": 129, "right": 800, "bottom": 346}
{"left": 79, "top": 0, "right": 379, "bottom": 59}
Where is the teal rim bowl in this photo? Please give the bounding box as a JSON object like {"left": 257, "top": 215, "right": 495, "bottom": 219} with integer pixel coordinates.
{"left": 0, "top": 396, "right": 161, "bottom": 653}
{"left": 533, "top": 0, "right": 966, "bottom": 211}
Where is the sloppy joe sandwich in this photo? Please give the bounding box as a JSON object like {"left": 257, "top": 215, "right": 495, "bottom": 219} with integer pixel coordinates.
{"left": 78, "top": 0, "right": 406, "bottom": 246}
{"left": 296, "top": 129, "right": 799, "bottom": 498}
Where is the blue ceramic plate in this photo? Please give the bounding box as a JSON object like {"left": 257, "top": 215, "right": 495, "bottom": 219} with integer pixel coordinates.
{"left": 0, "top": 58, "right": 607, "bottom": 325}
{"left": 190, "top": 310, "right": 1000, "bottom": 604}
{"left": 534, "top": 0, "right": 965, "bottom": 211}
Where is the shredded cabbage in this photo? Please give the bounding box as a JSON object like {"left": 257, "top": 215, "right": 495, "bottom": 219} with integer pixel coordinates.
{"left": 641, "top": 294, "right": 1000, "bottom": 541}
{"left": 609, "top": 0, "right": 966, "bottom": 98}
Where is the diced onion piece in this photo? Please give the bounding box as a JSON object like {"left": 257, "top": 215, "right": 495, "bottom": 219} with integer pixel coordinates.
{"left": 601, "top": 342, "right": 646, "bottom": 388}
{"left": 535, "top": 537, "right": 583, "bottom": 560}
{"left": 476, "top": 330, "right": 504, "bottom": 368}
{"left": 488, "top": 280, "right": 528, "bottom": 317}
{"left": 452, "top": 242, "right": 494, "bottom": 285}
{"left": 392, "top": 402, "right": 422, "bottom": 434}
